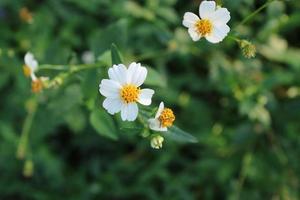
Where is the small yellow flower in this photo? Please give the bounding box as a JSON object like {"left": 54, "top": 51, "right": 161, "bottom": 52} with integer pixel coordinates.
{"left": 19, "top": 7, "right": 33, "bottom": 24}
{"left": 148, "top": 102, "right": 175, "bottom": 132}
{"left": 23, "top": 65, "right": 32, "bottom": 77}
{"left": 150, "top": 135, "right": 164, "bottom": 149}
{"left": 31, "top": 78, "right": 43, "bottom": 93}
{"left": 23, "top": 52, "right": 38, "bottom": 79}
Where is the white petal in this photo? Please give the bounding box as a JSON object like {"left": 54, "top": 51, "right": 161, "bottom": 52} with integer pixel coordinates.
{"left": 102, "top": 98, "right": 122, "bottom": 115}
{"left": 24, "top": 52, "right": 38, "bottom": 71}
{"left": 127, "top": 62, "right": 147, "bottom": 86}
{"left": 121, "top": 103, "right": 138, "bottom": 121}
{"left": 188, "top": 28, "right": 201, "bottom": 41}
{"left": 199, "top": 1, "right": 216, "bottom": 19}
{"left": 99, "top": 79, "right": 121, "bottom": 98}
{"left": 209, "top": 8, "right": 230, "bottom": 26}
{"left": 155, "top": 102, "right": 165, "bottom": 119}
{"left": 182, "top": 12, "right": 199, "bottom": 28}
{"left": 108, "top": 64, "right": 127, "bottom": 85}
{"left": 205, "top": 24, "right": 230, "bottom": 43}
{"left": 148, "top": 118, "right": 167, "bottom": 132}
{"left": 138, "top": 89, "right": 154, "bottom": 106}
{"left": 30, "top": 73, "right": 37, "bottom": 81}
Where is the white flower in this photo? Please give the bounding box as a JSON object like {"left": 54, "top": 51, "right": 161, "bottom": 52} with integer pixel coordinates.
{"left": 99, "top": 62, "right": 155, "bottom": 121}
{"left": 23, "top": 52, "right": 38, "bottom": 80}
{"left": 150, "top": 135, "right": 164, "bottom": 149}
{"left": 182, "top": 0, "right": 230, "bottom": 43}
{"left": 148, "top": 102, "right": 175, "bottom": 132}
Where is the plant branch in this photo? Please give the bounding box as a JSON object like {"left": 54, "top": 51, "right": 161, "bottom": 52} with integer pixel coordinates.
{"left": 235, "top": 0, "right": 276, "bottom": 29}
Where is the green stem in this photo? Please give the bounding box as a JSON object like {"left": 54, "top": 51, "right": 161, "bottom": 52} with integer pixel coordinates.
{"left": 227, "top": 35, "right": 241, "bottom": 43}
{"left": 136, "top": 50, "right": 170, "bottom": 62}
{"left": 236, "top": 0, "right": 275, "bottom": 29}
{"left": 38, "top": 62, "right": 105, "bottom": 72}
{"left": 16, "top": 97, "right": 38, "bottom": 160}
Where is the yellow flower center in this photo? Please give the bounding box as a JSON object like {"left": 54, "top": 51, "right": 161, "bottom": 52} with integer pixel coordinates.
{"left": 120, "top": 84, "right": 140, "bottom": 104}
{"left": 31, "top": 79, "right": 43, "bottom": 93}
{"left": 195, "top": 19, "right": 213, "bottom": 36}
{"left": 23, "top": 65, "right": 31, "bottom": 77}
{"left": 159, "top": 108, "right": 175, "bottom": 128}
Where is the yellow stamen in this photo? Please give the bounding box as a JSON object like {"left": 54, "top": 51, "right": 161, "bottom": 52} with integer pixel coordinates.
{"left": 120, "top": 84, "right": 140, "bottom": 104}
{"left": 159, "top": 108, "right": 175, "bottom": 128}
{"left": 195, "top": 19, "right": 212, "bottom": 36}
{"left": 31, "top": 79, "right": 43, "bottom": 93}
{"left": 23, "top": 65, "right": 31, "bottom": 77}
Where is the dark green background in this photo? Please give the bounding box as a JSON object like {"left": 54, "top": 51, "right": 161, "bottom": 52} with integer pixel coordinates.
{"left": 0, "top": 0, "right": 299, "bottom": 199}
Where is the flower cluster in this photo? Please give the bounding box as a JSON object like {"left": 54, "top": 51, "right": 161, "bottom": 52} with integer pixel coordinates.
{"left": 99, "top": 63, "right": 176, "bottom": 149}
{"left": 22, "top": 1, "right": 261, "bottom": 150}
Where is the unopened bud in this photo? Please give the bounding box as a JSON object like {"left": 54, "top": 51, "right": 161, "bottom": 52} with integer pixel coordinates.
{"left": 239, "top": 40, "right": 256, "bottom": 58}
{"left": 150, "top": 135, "right": 164, "bottom": 149}
{"left": 23, "top": 159, "right": 34, "bottom": 178}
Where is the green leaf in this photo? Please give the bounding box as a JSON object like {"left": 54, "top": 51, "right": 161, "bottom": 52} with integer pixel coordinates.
{"left": 111, "top": 43, "right": 123, "bottom": 65}
{"left": 89, "top": 109, "right": 118, "bottom": 140}
{"left": 165, "top": 126, "right": 198, "bottom": 143}
{"left": 89, "top": 19, "right": 128, "bottom": 56}
{"left": 119, "top": 126, "right": 144, "bottom": 135}
{"left": 145, "top": 67, "right": 166, "bottom": 87}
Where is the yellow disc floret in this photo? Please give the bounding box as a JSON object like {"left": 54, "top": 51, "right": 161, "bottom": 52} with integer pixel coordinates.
{"left": 195, "top": 19, "right": 212, "bottom": 36}
{"left": 23, "top": 65, "right": 31, "bottom": 77}
{"left": 159, "top": 108, "right": 175, "bottom": 128}
{"left": 120, "top": 84, "right": 140, "bottom": 104}
{"left": 31, "top": 79, "right": 43, "bottom": 93}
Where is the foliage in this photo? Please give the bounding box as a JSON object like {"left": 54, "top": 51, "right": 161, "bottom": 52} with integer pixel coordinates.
{"left": 0, "top": 0, "right": 300, "bottom": 199}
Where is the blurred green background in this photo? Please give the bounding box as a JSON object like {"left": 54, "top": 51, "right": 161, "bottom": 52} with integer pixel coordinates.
{"left": 0, "top": 0, "right": 300, "bottom": 199}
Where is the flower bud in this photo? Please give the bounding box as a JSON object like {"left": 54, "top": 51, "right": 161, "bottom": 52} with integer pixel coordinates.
{"left": 239, "top": 40, "right": 256, "bottom": 58}
{"left": 23, "top": 159, "right": 34, "bottom": 178}
{"left": 150, "top": 135, "right": 164, "bottom": 149}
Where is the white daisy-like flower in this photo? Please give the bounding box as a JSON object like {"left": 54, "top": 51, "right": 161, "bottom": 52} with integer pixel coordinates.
{"left": 148, "top": 102, "right": 175, "bottom": 132}
{"left": 23, "top": 52, "right": 38, "bottom": 80}
{"left": 99, "top": 62, "right": 155, "bottom": 121}
{"left": 182, "top": 0, "right": 230, "bottom": 43}
{"left": 150, "top": 135, "right": 164, "bottom": 149}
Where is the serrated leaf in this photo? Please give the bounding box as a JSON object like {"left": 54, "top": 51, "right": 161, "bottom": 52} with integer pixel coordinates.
{"left": 111, "top": 43, "right": 123, "bottom": 65}
{"left": 89, "top": 109, "right": 118, "bottom": 140}
{"left": 165, "top": 126, "right": 198, "bottom": 143}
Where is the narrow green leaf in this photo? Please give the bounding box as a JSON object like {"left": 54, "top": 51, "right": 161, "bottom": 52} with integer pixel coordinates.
{"left": 165, "top": 126, "right": 198, "bottom": 143}
{"left": 111, "top": 43, "right": 123, "bottom": 65}
{"left": 119, "top": 126, "right": 144, "bottom": 135}
{"left": 89, "top": 109, "right": 118, "bottom": 140}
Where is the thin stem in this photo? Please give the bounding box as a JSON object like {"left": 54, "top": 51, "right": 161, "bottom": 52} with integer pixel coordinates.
{"left": 235, "top": 151, "right": 253, "bottom": 200}
{"left": 136, "top": 50, "right": 170, "bottom": 62}
{"left": 236, "top": 0, "right": 275, "bottom": 29}
{"left": 227, "top": 35, "right": 241, "bottom": 43}
{"left": 38, "top": 65, "right": 69, "bottom": 71}
{"left": 38, "top": 62, "right": 105, "bottom": 72}
{"left": 16, "top": 97, "right": 38, "bottom": 160}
